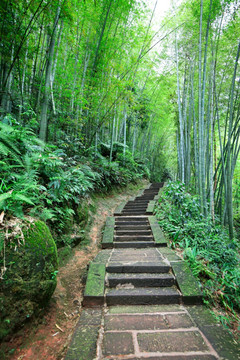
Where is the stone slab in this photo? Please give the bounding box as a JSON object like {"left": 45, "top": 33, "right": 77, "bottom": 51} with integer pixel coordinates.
{"left": 148, "top": 216, "right": 159, "bottom": 225}
{"left": 107, "top": 273, "right": 175, "bottom": 288}
{"left": 172, "top": 261, "right": 202, "bottom": 304}
{"left": 116, "top": 230, "right": 152, "bottom": 236}
{"left": 114, "top": 241, "right": 156, "bottom": 248}
{"left": 137, "top": 331, "right": 209, "bottom": 353}
{"left": 102, "top": 224, "right": 114, "bottom": 248}
{"left": 108, "top": 304, "right": 184, "bottom": 314}
{"left": 158, "top": 247, "right": 182, "bottom": 262}
{"left": 115, "top": 221, "right": 149, "bottom": 226}
{"left": 103, "top": 332, "right": 134, "bottom": 356}
{"left": 121, "top": 210, "right": 147, "bottom": 214}
{"left": 110, "top": 255, "right": 162, "bottom": 261}
{"left": 105, "top": 216, "right": 115, "bottom": 226}
{"left": 165, "top": 313, "right": 194, "bottom": 328}
{"left": 114, "top": 235, "right": 154, "bottom": 241}
{"left": 114, "top": 202, "right": 126, "bottom": 215}
{"left": 106, "top": 287, "right": 181, "bottom": 305}
{"left": 115, "top": 225, "right": 151, "bottom": 230}
{"left": 105, "top": 314, "right": 167, "bottom": 331}
{"left": 116, "top": 216, "right": 149, "bottom": 221}
{"left": 197, "top": 326, "right": 240, "bottom": 360}
{"left": 111, "top": 248, "right": 162, "bottom": 256}
{"left": 64, "top": 309, "right": 102, "bottom": 360}
{"left": 151, "top": 224, "right": 168, "bottom": 245}
{"left": 146, "top": 200, "right": 155, "bottom": 214}
{"left": 83, "top": 262, "right": 105, "bottom": 306}
{"left": 106, "top": 262, "right": 170, "bottom": 273}
{"left": 92, "top": 250, "right": 111, "bottom": 264}
{"left": 186, "top": 306, "right": 219, "bottom": 326}
{"left": 187, "top": 307, "right": 240, "bottom": 360}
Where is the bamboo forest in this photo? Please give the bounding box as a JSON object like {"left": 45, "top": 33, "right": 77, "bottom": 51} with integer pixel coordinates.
{"left": 0, "top": 0, "right": 240, "bottom": 359}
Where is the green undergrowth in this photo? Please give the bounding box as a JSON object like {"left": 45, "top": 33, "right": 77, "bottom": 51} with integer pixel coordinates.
{"left": 0, "top": 120, "right": 149, "bottom": 236}
{"left": 155, "top": 181, "right": 240, "bottom": 329}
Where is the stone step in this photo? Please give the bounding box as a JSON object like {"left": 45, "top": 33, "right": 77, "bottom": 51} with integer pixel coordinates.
{"left": 115, "top": 217, "right": 149, "bottom": 221}
{"left": 144, "top": 190, "right": 159, "bottom": 192}
{"left": 106, "top": 286, "right": 181, "bottom": 305}
{"left": 115, "top": 230, "right": 152, "bottom": 236}
{"left": 125, "top": 204, "right": 149, "bottom": 206}
{"left": 150, "top": 182, "right": 163, "bottom": 187}
{"left": 123, "top": 206, "right": 147, "bottom": 210}
{"left": 124, "top": 202, "right": 148, "bottom": 205}
{"left": 127, "top": 200, "right": 149, "bottom": 203}
{"left": 115, "top": 221, "right": 149, "bottom": 226}
{"left": 122, "top": 211, "right": 147, "bottom": 214}
{"left": 136, "top": 196, "right": 155, "bottom": 199}
{"left": 114, "top": 241, "right": 156, "bottom": 248}
{"left": 106, "top": 262, "right": 170, "bottom": 273}
{"left": 121, "top": 209, "right": 147, "bottom": 212}
{"left": 121, "top": 212, "right": 147, "bottom": 215}
{"left": 107, "top": 273, "right": 176, "bottom": 288}
{"left": 115, "top": 225, "right": 151, "bottom": 230}
{"left": 114, "top": 236, "right": 154, "bottom": 242}
{"left": 125, "top": 202, "right": 148, "bottom": 206}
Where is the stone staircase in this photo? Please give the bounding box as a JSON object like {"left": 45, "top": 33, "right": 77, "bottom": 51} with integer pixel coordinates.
{"left": 82, "top": 182, "right": 202, "bottom": 307}
{"left": 105, "top": 248, "right": 180, "bottom": 305}
{"left": 114, "top": 217, "right": 155, "bottom": 248}
{"left": 64, "top": 183, "right": 240, "bottom": 360}
{"left": 104, "top": 182, "right": 181, "bottom": 305}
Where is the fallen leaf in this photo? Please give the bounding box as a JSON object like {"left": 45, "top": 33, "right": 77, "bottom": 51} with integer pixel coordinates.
{"left": 55, "top": 324, "right": 64, "bottom": 332}
{"left": 0, "top": 211, "right": 4, "bottom": 224}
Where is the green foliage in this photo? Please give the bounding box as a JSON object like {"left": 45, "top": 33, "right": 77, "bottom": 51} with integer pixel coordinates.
{"left": 0, "top": 119, "right": 148, "bottom": 237}
{"left": 155, "top": 181, "right": 240, "bottom": 315}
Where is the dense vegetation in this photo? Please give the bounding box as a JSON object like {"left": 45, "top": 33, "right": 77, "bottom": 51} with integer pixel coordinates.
{"left": 155, "top": 182, "right": 240, "bottom": 327}
{"left": 0, "top": 0, "right": 239, "bottom": 336}
{"left": 0, "top": 119, "right": 148, "bottom": 237}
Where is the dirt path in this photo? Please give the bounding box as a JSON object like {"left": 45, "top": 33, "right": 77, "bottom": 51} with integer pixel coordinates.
{"left": 2, "top": 181, "right": 147, "bottom": 360}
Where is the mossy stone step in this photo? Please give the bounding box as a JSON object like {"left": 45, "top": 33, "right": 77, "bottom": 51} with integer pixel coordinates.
{"left": 115, "top": 217, "right": 149, "bottom": 221}
{"left": 124, "top": 203, "right": 148, "bottom": 207}
{"left": 114, "top": 241, "right": 156, "bottom": 248}
{"left": 106, "top": 286, "right": 181, "bottom": 305}
{"left": 115, "top": 222, "right": 149, "bottom": 227}
{"left": 172, "top": 262, "right": 202, "bottom": 305}
{"left": 115, "top": 225, "right": 151, "bottom": 230}
{"left": 114, "top": 235, "right": 154, "bottom": 242}
{"left": 107, "top": 273, "right": 176, "bottom": 287}
{"left": 115, "top": 230, "right": 152, "bottom": 236}
{"left": 127, "top": 200, "right": 149, "bottom": 203}
{"left": 123, "top": 207, "right": 147, "bottom": 211}
{"left": 121, "top": 210, "right": 147, "bottom": 214}
{"left": 64, "top": 309, "right": 102, "bottom": 360}
{"left": 102, "top": 224, "right": 114, "bottom": 248}
{"left": 83, "top": 262, "right": 106, "bottom": 306}
{"left": 106, "top": 262, "right": 170, "bottom": 273}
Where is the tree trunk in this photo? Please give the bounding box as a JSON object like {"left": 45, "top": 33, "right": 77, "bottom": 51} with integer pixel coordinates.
{"left": 39, "top": 3, "right": 62, "bottom": 141}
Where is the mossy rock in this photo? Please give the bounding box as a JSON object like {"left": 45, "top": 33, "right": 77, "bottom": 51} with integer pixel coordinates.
{"left": 0, "top": 220, "right": 58, "bottom": 340}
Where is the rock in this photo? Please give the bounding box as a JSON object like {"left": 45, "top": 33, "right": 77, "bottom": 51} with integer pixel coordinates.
{"left": 0, "top": 220, "right": 58, "bottom": 340}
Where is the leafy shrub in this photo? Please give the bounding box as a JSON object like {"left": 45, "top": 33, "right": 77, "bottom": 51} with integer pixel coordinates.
{"left": 155, "top": 181, "right": 240, "bottom": 314}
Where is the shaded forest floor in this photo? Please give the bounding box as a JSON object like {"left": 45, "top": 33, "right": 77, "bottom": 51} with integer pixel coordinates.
{"left": 1, "top": 180, "right": 147, "bottom": 360}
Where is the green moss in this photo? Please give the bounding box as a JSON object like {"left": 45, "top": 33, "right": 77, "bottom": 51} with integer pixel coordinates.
{"left": 58, "top": 245, "right": 73, "bottom": 267}
{"left": 0, "top": 220, "right": 58, "bottom": 340}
